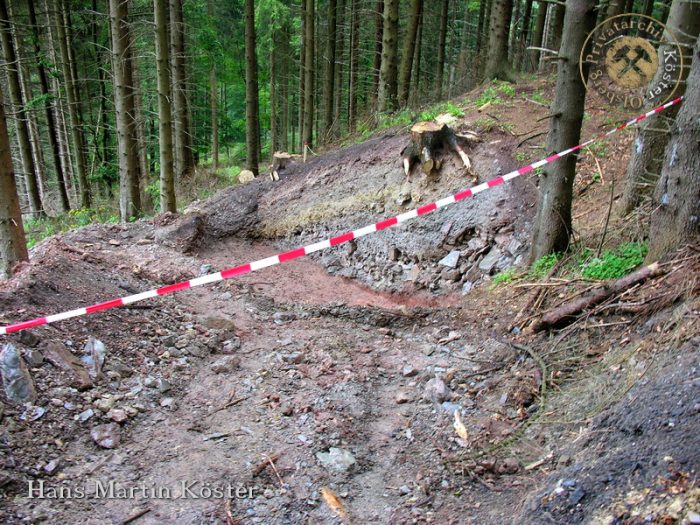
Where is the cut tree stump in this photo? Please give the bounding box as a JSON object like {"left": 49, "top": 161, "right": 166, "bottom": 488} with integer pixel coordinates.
{"left": 269, "top": 151, "right": 300, "bottom": 181}
{"left": 401, "top": 122, "right": 476, "bottom": 178}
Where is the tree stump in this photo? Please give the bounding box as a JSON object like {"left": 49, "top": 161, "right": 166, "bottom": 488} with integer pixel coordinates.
{"left": 401, "top": 122, "right": 475, "bottom": 178}
{"left": 269, "top": 151, "right": 299, "bottom": 181}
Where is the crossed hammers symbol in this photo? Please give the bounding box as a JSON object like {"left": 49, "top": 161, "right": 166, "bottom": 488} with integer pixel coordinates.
{"left": 612, "top": 44, "right": 653, "bottom": 79}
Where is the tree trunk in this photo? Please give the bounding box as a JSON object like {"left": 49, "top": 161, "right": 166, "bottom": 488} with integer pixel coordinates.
{"left": 378, "top": 0, "right": 399, "bottom": 112}
{"left": 323, "top": 0, "right": 337, "bottom": 140}
{"left": 547, "top": 3, "right": 565, "bottom": 54}
{"left": 529, "top": 0, "right": 597, "bottom": 262}
{"left": 0, "top": 0, "right": 42, "bottom": 217}
{"left": 370, "top": 0, "right": 383, "bottom": 112}
{"left": 621, "top": 0, "right": 700, "bottom": 214}
{"left": 436, "top": 0, "right": 449, "bottom": 100}
{"left": 333, "top": 0, "right": 345, "bottom": 135}
{"left": 208, "top": 0, "right": 218, "bottom": 170}
{"left": 642, "top": 0, "right": 654, "bottom": 16}
{"left": 0, "top": 84, "right": 28, "bottom": 278}
{"left": 410, "top": 5, "right": 423, "bottom": 108}
{"left": 170, "top": 0, "right": 195, "bottom": 180}
{"left": 270, "top": 32, "right": 278, "bottom": 154}
{"left": 244, "top": 0, "right": 260, "bottom": 175}
{"left": 515, "top": 0, "right": 533, "bottom": 71}
{"left": 509, "top": 0, "right": 521, "bottom": 63}
{"left": 398, "top": 0, "right": 422, "bottom": 107}
{"left": 483, "top": 0, "right": 514, "bottom": 80}
{"left": 109, "top": 0, "right": 142, "bottom": 221}
{"left": 647, "top": 35, "right": 700, "bottom": 261}
{"left": 56, "top": 0, "right": 90, "bottom": 208}
{"left": 348, "top": 0, "right": 360, "bottom": 131}
{"left": 298, "top": 2, "right": 305, "bottom": 151}
{"left": 28, "top": 0, "right": 70, "bottom": 212}
{"left": 302, "top": 0, "right": 315, "bottom": 148}
{"left": 155, "top": 0, "right": 175, "bottom": 212}
{"left": 280, "top": 19, "right": 290, "bottom": 150}
{"left": 476, "top": 0, "right": 488, "bottom": 59}
{"left": 529, "top": 0, "right": 547, "bottom": 71}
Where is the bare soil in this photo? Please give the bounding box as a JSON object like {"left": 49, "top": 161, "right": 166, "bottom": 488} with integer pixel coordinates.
{"left": 0, "top": 81, "right": 698, "bottom": 525}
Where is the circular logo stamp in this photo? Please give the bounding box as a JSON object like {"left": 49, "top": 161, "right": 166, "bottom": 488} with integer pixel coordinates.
{"left": 580, "top": 14, "right": 683, "bottom": 109}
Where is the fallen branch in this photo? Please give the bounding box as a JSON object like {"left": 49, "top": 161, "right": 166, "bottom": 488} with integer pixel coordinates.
{"left": 529, "top": 262, "right": 666, "bottom": 332}
{"left": 251, "top": 453, "right": 281, "bottom": 478}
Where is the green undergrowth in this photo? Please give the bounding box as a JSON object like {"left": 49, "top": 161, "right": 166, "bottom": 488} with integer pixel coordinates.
{"left": 491, "top": 241, "right": 647, "bottom": 290}
{"left": 24, "top": 207, "right": 120, "bottom": 249}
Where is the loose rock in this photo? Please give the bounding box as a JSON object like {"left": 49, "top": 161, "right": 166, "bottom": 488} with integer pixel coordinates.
{"left": 91, "top": 423, "right": 121, "bottom": 449}
{"left": 316, "top": 447, "right": 356, "bottom": 472}
{"left": 211, "top": 356, "right": 241, "bottom": 374}
{"left": 438, "top": 251, "right": 461, "bottom": 269}
{"left": 0, "top": 344, "right": 37, "bottom": 403}
{"left": 423, "top": 376, "right": 451, "bottom": 403}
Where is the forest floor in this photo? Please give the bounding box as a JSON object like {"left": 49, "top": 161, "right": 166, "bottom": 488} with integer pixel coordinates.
{"left": 1, "top": 79, "right": 698, "bottom": 525}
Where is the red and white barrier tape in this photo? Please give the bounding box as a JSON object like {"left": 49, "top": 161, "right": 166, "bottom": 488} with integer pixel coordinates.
{"left": 0, "top": 97, "right": 683, "bottom": 336}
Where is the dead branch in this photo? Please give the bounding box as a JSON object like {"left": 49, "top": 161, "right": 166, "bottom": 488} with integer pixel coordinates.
{"left": 529, "top": 262, "right": 666, "bottom": 332}
{"left": 251, "top": 453, "right": 281, "bottom": 478}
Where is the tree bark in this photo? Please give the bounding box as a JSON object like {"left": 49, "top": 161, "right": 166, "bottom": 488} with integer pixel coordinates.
{"left": 280, "top": 18, "right": 290, "bottom": 150}
{"left": 244, "top": 0, "right": 260, "bottom": 175}
{"left": 302, "top": 0, "right": 315, "bottom": 148}
{"left": 647, "top": 35, "right": 700, "bottom": 261}
{"left": 298, "top": 1, "right": 305, "bottom": 151}
{"left": 0, "top": 0, "right": 43, "bottom": 217}
{"left": 436, "top": 0, "right": 449, "bottom": 100}
{"left": 483, "top": 0, "right": 514, "bottom": 80}
{"left": 378, "top": 0, "right": 399, "bottom": 112}
{"left": 333, "top": 0, "right": 345, "bottom": 136}
{"left": 323, "top": 0, "right": 337, "bottom": 141}
{"left": 621, "top": 0, "right": 700, "bottom": 214}
{"left": 208, "top": 0, "right": 218, "bottom": 170}
{"left": 0, "top": 84, "right": 28, "bottom": 278}
{"left": 155, "top": 0, "right": 175, "bottom": 212}
{"left": 529, "top": 1, "right": 547, "bottom": 71}
{"left": 56, "top": 0, "right": 90, "bottom": 208}
{"left": 547, "top": 3, "right": 565, "bottom": 54}
{"left": 410, "top": 5, "right": 423, "bottom": 107}
{"left": 529, "top": 0, "right": 597, "bottom": 262}
{"left": 515, "top": 0, "right": 533, "bottom": 71}
{"left": 28, "top": 0, "right": 70, "bottom": 212}
{"left": 348, "top": 0, "right": 360, "bottom": 131}
{"left": 370, "top": 0, "right": 383, "bottom": 112}
{"left": 109, "top": 0, "right": 142, "bottom": 221}
{"left": 398, "top": 0, "right": 422, "bottom": 107}
{"left": 170, "top": 0, "right": 195, "bottom": 179}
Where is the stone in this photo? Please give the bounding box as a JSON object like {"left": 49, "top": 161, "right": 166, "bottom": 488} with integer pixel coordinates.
{"left": 222, "top": 338, "right": 242, "bottom": 354}
{"left": 238, "top": 169, "right": 256, "bottom": 184}
{"left": 18, "top": 331, "right": 40, "bottom": 348}
{"left": 401, "top": 365, "right": 418, "bottom": 377}
{"left": 438, "top": 251, "right": 461, "bottom": 269}
{"left": 22, "top": 349, "right": 44, "bottom": 368}
{"left": 687, "top": 511, "right": 700, "bottom": 524}
{"left": 0, "top": 344, "right": 37, "bottom": 403}
{"left": 94, "top": 397, "right": 115, "bottom": 412}
{"left": 316, "top": 447, "right": 356, "bottom": 472}
{"left": 76, "top": 409, "right": 95, "bottom": 422}
{"left": 479, "top": 248, "right": 502, "bottom": 274}
{"left": 395, "top": 390, "right": 412, "bottom": 404}
{"left": 407, "top": 266, "right": 421, "bottom": 282}
{"left": 156, "top": 379, "right": 172, "bottom": 393}
{"left": 211, "top": 356, "right": 241, "bottom": 374}
{"left": 441, "top": 269, "right": 461, "bottom": 282}
{"left": 107, "top": 409, "right": 129, "bottom": 423}
{"left": 81, "top": 338, "right": 106, "bottom": 381}
{"left": 506, "top": 238, "right": 523, "bottom": 256}
{"left": 160, "top": 397, "right": 177, "bottom": 409}
{"left": 399, "top": 485, "right": 411, "bottom": 495}
{"left": 423, "top": 377, "right": 451, "bottom": 403}
{"left": 441, "top": 402, "right": 463, "bottom": 414}
{"left": 90, "top": 423, "right": 121, "bottom": 449}
{"left": 497, "top": 457, "right": 520, "bottom": 474}
{"left": 568, "top": 487, "right": 585, "bottom": 505}
{"left": 467, "top": 238, "right": 486, "bottom": 252}
{"left": 388, "top": 247, "right": 401, "bottom": 261}
{"left": 43, "top": 342, "right": 92, "bottom": 391}
{"left": 44, "top": 459, "right": 60, "bottom": 475}
{"left": 462, "top": 282, "right": 474, "bottom": 295}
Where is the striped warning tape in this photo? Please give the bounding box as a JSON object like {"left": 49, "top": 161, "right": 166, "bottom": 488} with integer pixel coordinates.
{"left": 0, "top": 97, "right": 683, "bottom": 336}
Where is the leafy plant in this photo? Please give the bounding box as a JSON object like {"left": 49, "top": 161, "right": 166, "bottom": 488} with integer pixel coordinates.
{"left": 492, "top": 268, "right": 517, "bottom": 287}
{"left": 476, "top": 86, "right": 502, "bottom": 107}
{"left": 529, "top": 253, "right": 561, "bottom": 279}
{"left": 515, "top": 151, "right": 527, "bottom": 163}
{"left": 529, "top": 91, "right": 550, "bottom": 106}
{"left": 580, "top": 242, "right": 647, "bottom": 280}
{"left": 473, "top": 117, "right": 497, "bottom": 132}
{"left": 496, "top": 81, "right": 515, "bottom": 97}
